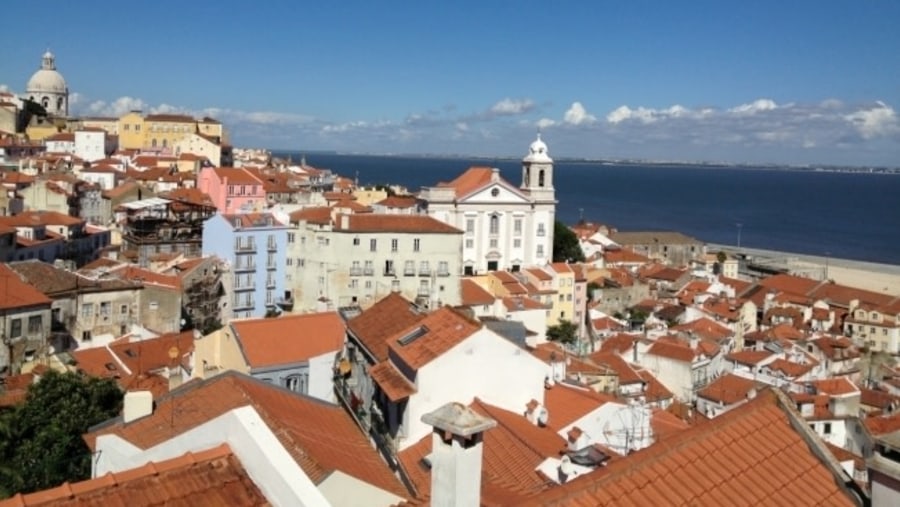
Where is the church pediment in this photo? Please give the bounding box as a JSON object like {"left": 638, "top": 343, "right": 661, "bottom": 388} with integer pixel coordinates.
{"left": 459, "top": 182, "right": 531, "bottom": 204}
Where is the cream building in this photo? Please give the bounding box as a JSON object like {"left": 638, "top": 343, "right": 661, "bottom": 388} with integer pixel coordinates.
{"left": 287, "top": 210, "right": 463, "bottom": 312}
{"left": 23, "top": 51, "right": 69, "bottom": 117}
{"left": 418, "top": 134, "right": 556, "bottom": 275}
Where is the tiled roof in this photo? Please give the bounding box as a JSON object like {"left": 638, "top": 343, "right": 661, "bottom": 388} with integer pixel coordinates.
{"left": 0, "top": 210, "right": 83, "bottom": 227}
{"left": 637, "top": 369, "right": 674, "bottom": 403}
{"left": 336, "top": 214, "right": 462, "bottom": 234}
{"left": 436, "top": 166, "right": 511, "bottom": 198}
{"left": 375, "top": 195, "right": 418, "bottom": 208}
{"left": 387, "top": 306, "right": 482, "bottom": 370}
{"left": 863, "top": 411, "right": 900, "bottom": 436}
{"left": 144, "top": 113, "right": 196, "bottom": 123}
{"left": 231, "top": 312, "right": 344, "bottom": 368}
{"left": 603, "top": 248, "right": 651, "bottom": 264}
{"left": 369, "top": 361, "right": 417, "bottom": 401}
{"left": 671, "top": 317, "right": 733, "bottom": 342}
{"left": 84, "top": 372, "right": 407, "bottom": 499}
{"left": 599, "top": 333, "right": 639, "bottom": 355}
{"left": 646, "top": 340, "right": 696, "bottom": 362}
{"left": 209, "top": 167, "right": 263, "bottom": 185}
{"left": 0, "top": 264, "right": 53, "bottom": 310}
{"left": 221, "top": 213, "right": 284, "bottom": 228}
{"left": 766, "top": 358, "right": 817, "bottom": 378}
{"left": 289, "top": 206, "right": 332, "bottom": 225}
{"left": 543, "top": 383, "right": 617, "bottom": 431}
{"left": 502, "top": 296, "right": 547, "bottom": 312}
{"left": 110, "top": 265, "right": 181, "bottom": 290}
{"left": 461, "top": 279, "right": 495, "bottom": 306}
{"left": 0, "top": 444, "right": 268, "bottom": 507}
{"left": 725, "top": 349, "right": 774, "bottom": 366}
{"left": 610, "top": 231, "right": 704, "bottom": 246}
{"left": 525, "top": 389, "right": 856, "bottom": 506}
{"left": 347, "top": 292, "right": 425, "bottom": 362}
{"left": 860, "top": 388, "right": 900, "bottom": 410}
{"left": 807, "top": 378, "right": 859, "bottom": 397}
{"left": 589, "top": 352, "right": 643, "bottom": 384}
{"left": 697, "top": 373, "right": 758, "bottom": 405}
{"left": 159, "top": 187, "right": 215, "bottom": 207}
{"left": 757, "top": 273, "right": 823, "bottom": 296}
{"left": 398, "top": 398, "right": 564, "bottom": 502}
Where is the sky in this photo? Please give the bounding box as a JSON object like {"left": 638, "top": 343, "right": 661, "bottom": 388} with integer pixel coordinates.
{"left": 1, "top": 1, "right": 899, "bottom": 166}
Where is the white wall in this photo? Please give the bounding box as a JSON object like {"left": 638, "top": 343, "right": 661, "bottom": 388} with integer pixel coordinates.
{"left": 401, "top": 328, "right": 546, "bottom": 450}
{"left": 309, "top": 350, "right": 338, "bottom": 403}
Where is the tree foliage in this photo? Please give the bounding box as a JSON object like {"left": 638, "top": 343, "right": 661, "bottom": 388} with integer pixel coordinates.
{"left": 547, "top": 319, "right": 578, "bottom": 345}
{"left": 552, "top": 220, "right": 585, "bottom": 263}
{"left": 0, "top": 371, "right": 123, "bottom": 498}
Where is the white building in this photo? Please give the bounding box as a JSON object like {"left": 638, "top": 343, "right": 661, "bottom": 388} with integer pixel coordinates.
{"left": 74, "top": 128, "right": 107, "bottom": 162}
{"left": 288, "top": 210, "right": 464, "bottom": 312}
{"left": 418, "top": 135, "right": 556, "bottom": 275}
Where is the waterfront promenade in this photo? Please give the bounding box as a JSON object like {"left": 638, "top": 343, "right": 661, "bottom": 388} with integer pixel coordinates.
{"left": 710, "top": 244, "right": 900, "bottom": 296}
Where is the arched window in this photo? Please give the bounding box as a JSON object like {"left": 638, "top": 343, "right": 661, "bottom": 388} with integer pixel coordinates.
{"left": 151, "top": 138, "right": 157, "bottom": 148}
{"left": 56, "top": 96, "right": 64, "bottom": 112}
{"left": 162, "top": 139, "right": 168, "bottom": 148}
{"left": 285, "top": 373, "right": 308, "bottom": 394}
{"left": 489, "top": 214, "right": 499, "bottom": 235}
{"left": 538, "top": 169, "right": 545, "bottom": 187}
{"left": 41, "top": 96, "right": 49, "bottom": 109}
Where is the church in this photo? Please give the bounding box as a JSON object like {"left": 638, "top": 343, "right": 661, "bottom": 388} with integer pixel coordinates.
{"left": 417, "top": 135, "right": 557, "bottom": 275}
{"left": 22, "top": 50, "right": 69, "bottom": 117}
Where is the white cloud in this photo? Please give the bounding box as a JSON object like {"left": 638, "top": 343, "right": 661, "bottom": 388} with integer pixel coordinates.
{"left": 81, "top": 96, "right": 147, "bottom": 117}
{"left": 844, "top": 101, "right": 899, "bottom": 139}
{"left": 536, "top": 118, "right": 557, "bottom": 129}
{"left": 489, "top": 98, "right": 534, "bottom": 116}
{"left": 564, "top": 102, "right": 597, "bottom": 125}
{"left": 455, "top": 122, "right": 469, "bottom": 132}
{"left": 728, "top": 98, "right": 778, "bottom": 115}
{"left": 0, "top": 84, "right": 9, "bottom": 93}
{"left": 606, "top": 105, "right": 656, "bottom": 124}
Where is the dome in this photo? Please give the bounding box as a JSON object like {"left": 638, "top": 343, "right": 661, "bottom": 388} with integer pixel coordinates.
{"left": 26, "top": 51, "right": 67, "bottom": 94}
{"left": 524, "top": 133, "right": 552, "bottom": 163}
{"left": 27, "top": 69, "right": 67, "bottom": 94}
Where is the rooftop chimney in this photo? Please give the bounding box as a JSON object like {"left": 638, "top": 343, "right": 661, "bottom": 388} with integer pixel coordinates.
{"left": 422, "top": 402, "right": 497, "bottom": 507}
{"left": 123, "top": 390, "right": 153, "bottom": 423}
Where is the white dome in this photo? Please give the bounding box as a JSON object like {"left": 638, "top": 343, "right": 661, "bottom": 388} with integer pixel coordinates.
{"left": 27, "top": 69, "right": 67, "bottom": 94}
{"left": 26, "top": 51, "right": 67, "bottom": 94}
{"left": 524, "top": 133, "right": 552, "bottom": 163}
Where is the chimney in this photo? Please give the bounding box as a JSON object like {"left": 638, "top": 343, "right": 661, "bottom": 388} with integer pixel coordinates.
{"left": 123, "top": 390, "right": 153, "bottom": 423}
{"left": 422, "top": 402, "right": 497, "bottom": 507}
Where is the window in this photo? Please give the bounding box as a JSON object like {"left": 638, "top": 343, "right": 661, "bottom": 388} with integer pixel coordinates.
{"left": 353, "top": 237, "right": 360, "bottom": 246}
{"left": 385, "top": 260, "right": 395, "bottom": 275}
{"left": 413, "top": 238, "right": 421, "bottom": 252}
{"left": 823, "top": 422, "right": 832, "bottom": 435}
{"left": 370, "top": 239, "right": 377, "bottom": 252}
{"left": 404, "top": 260, "right": 415, "bottom": 275}
{"left": 135, "top": 124, "right": 141, "bottom": 132}
{"left": 514, "top": 239, "right": 522, "bottom": 248}
{"left": 465, "top": 239, "right": 474, "bottom": 249}
{"left": 365, "top": 280, "right": 372, "bottom": 289}
{"left": 10, "top": 318, "right": 22, "bottom": 338}
{"left": 438, "top": 261, "right": 449, "bottom": 275}
{"left": 120, "top": 304, "right": 128, "bottom": 314}
{"left": 391, "top": 238, "right": 398, "bottom": 252}
{"left": 287, "top": 232, "right": 295, "bottom": 243}
{"left": 149, "top": 301, "right": 159, "bottom": 311}
{"left": 284, "top": 373, "right": 308, "bottom": 394}
{"left": 82, "top": 303, "right": 94, "bottom": 318}
{"left": 514, "top": 219, "right": 522, "bottom": 235}
{"left": 490, "top": 239, "right": 498, "bottom": 248}
{"left": 537, "top": 245, "right": 545, "bottom": 257}
{"left": 537, "top": 223, "right": 546, "bottom": 237}
{"left": 364, "top": 260, "right": 374, "bottom": 275}
{"left": 466, "top": 219, "right": 475, "bottom": 234}
{"left": 420, "top": 261, "right": 430, "bottom": 274}
{"left": 489, "top": 215, "right": 499, "bottom": 235}
{"left": 350, "top": 279, "right": 359, "bottom": 289}
{"left": 286, "top": 257, "right": 293, "bottom": 266}
{"left": 100, "top": 302, "right": 112, "bottom": 316}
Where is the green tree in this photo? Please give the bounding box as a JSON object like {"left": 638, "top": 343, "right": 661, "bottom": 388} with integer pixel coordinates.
{"left": 547, "top": 319, "right": 578, "bottom": 345}
{"left": 553, "top": 220, "right": 585, "bottom": 263}
{"left": 0, "top": 371, "right": 123, "bottom": 498}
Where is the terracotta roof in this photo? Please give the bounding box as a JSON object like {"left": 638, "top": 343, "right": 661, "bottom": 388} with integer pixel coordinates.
{"left": 525, "top": 389, "right": 856, "bottom": 506}
{"left": 369, "top": 360, "right": 417, "bottom": 401}
{"left": 543, "top": 383, "right": 618, "bottom": 431}
{"left": 0, "top": 372, "right": 34, "bottom": 408}
{"left": 599, "top": 333, "right": 639, "bottom": 355}
{"left": 860, "top": 388, "right": 900, "bottom": 410}
{"left": 375, "top": 195, "right": 418, "bottom": 208}
{"left": 589, "top": 352, "right": 643, "bottom": 384}
{"left": 0, "top": 210, "right": 83, "bottom": 227}
{"left": 159, "top": 187, "right": 215, "bottom": 207}
{"left": 144, "top": 113, "right": 196, "bottom": 123}
{"left": 646, "top": 340, "right": 696, "bottom": 362}
{"left": 221, "top": 213, "right": 284, "bottom": 228}
{"left": 336, "top": 214, "right": 462, "bottom": 234}
{"left": 610, "top": 231, "right": 704, "bottom": 246}
{"left": 289, "top": 206, "right": 332, "bottom": 225}
{"left": 347, "top": 292, "right": 426, "bottom": 362}
{"left": 725, "top": 349, "right": 774, "bottom": 366}
{"left": 671, "top": 317, "right": 733, "bottom": 342}
{"left": 110, "top": 265, "right": 181, "bottom": 290}
{"left": 84, "top": 372, "right": 408, "bottom": 499}
{"left": 603, "top": 248, "right": 651, "bottom": 264}
{"left": 766, "top": 358, "right": 817, "bottom": 378}
{"left": 436, "top": 166, "right": 515, "bottom": 198}
{"left": 0, "top": 444, "right": 268, "bottom": 507}
{"left": 231, "top": 312, "right": 344, "bottom": 368}
{"left": 0, "top": 264, "right": 53, "bottom": 310}
{"left": 637, "top": 369, "right": 674, "bottom": 403}
{"left": 398, "top": 398, "right": 564, "bottom": 502}
{"left": 807, "top": 378, "right": 859, "bottom": 397}
{"left": 208, "top": 167, "right": 263, "bottom": 185}
{"left": 863, "top": 411, "right": 900, "bottom": 435}
{"left": 502, "top": 296, "right": 547, "bottom": 312}
{"left": 461, "top": 279, "right": 495, "bottom": 306}
{"left": 387, "top": 306, "right": 482, "bottom": 370}
{"left": 698, "top": 374, "right": 758, "bottom": 405}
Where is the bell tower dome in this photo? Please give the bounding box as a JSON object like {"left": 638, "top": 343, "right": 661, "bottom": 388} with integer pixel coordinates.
{"left": 521, "top": 133, "right": 555, "bottom": 199}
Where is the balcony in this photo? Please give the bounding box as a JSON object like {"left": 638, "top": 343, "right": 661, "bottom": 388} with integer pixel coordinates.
{"left": 349, "top": 267, "right": 362, "bottom": 276}
{"left": 363, "top": 267, "right": 374, "bottom": 276}
{"left": 266, "top": 278, "right": 276, "bottom": 289}
{"left": 418, "top": 267, "right": 431, "bottom": 277}
{"left": 235, "top": 241, "right": 256, "bottom": 252}
{"left": 267, "top": 241, "right": 277, "bottom": 252}
{"left": 234, "top": 280, "right": 256, "bottom": 291}
{"left": 233, "top": 298, "right": 256, "bottom": 311}
{"left": 403, "top": 266, "right": 415, "bottom": 276}
{"left": 384, "top": 268, "right": 396, "bottom": 277}
{"left": 417, "top": 285, "right": 431, "bottom": 296}
{"left": 437, "top": 268, "right": 451, "bottom": 277}
{"left": 275, "top": 296, "right": 294, "bottom": 311}
{"left": 266, "top": 261, "right": 277, "bottom": 270}
{"left": 233, "top": 262, "right": 256, "bottom": 272}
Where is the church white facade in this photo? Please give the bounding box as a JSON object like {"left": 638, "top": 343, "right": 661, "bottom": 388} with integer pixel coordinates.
{"left": 23, "top": 51, "right": 69, "bottom": 117}
{"left": 418, "top": 135, "right": 556, "bottom": 275}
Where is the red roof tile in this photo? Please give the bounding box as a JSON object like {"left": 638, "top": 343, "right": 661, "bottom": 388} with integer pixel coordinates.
{"left": 0, "top": 444, "right": 268, "bottom": 507}
{"left": 336, "top": 213, "right": 462, "bottom": 234}
{"left": 0, "top": 264, "right": 53, "bottom": 310}
{"left": 697, "top": 374, "right": 758, "bottom": 405}
{"left": 84, "top": 372, "right": 408, "bottom": 499}
{"left": 461, "top": 279, "right": 495, "bottom": 306}
{"left": 347, "top": 293, "right": 426, "bottom": 362}
{"left": 387, "top": 306, "right": 482, "bottom": 370}
{"left": 232, "top": 312, "right": 344, "bottom": 368}
{"left": 525, "top": 389, "right": 856, "bottom": 506}
{"left": 369, "top": 360, "right": 417, "bottom": 401}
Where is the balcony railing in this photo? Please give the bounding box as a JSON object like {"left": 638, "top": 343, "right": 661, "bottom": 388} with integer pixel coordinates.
{"left": 419, "top": 267, "right": 431, "bottom": 277}
{"left": 234, "top": 281, "right": 256, "bottom": 291}
{"left": 234, "top": 263, "right": 256, "bottom": 272}
{"left": 350, "top": 267, "right": 362, "bottom": 276}
{"left": 266, "top": 279, "right": 276, "bottom": 289}
{"left": 437, "top": 269, "right": 451, "bottom": 277}
{"left": 233, "top": 299, "right": 256, "bottom": 310}
{"left": 267, "top": 241, "right": 277, "bottom": 251}
{"left": 363, "top": 267, "right": 374, "bottom": 276}
{"left": 417, "top": 286, "right": 431, "bottom": 296}
{"left": 235, "top": 241, "right": 256, "bottom": 252}
{"left": 403, "top": 266, "right": 416, "bottom": 276}
{"left": 384, "top": 268, "right": 395, "bottom": 276}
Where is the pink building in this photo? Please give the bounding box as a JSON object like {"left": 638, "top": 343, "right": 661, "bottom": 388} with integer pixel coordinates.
{"left": 197, "top": 167, "right": 265, "bottom": 214}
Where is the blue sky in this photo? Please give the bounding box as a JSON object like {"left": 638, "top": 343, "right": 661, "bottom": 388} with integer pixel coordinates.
{"left": 2, "top": 1, "right": 899, "bottom": 166}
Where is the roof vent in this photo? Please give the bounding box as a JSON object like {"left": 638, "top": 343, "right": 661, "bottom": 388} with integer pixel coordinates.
{"left": 397, "top": 325, "right": 428, "bottom": 346}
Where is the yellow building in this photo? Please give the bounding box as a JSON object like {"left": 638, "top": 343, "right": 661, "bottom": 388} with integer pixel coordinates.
{"left": 117, "top": 111, "right": 144, "bottom": 149}
{"left": 80, "top": 117, "right": 119, "bottom": 135}
{"left": 143, "top": 113, "right": 197, "bottom": 151}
